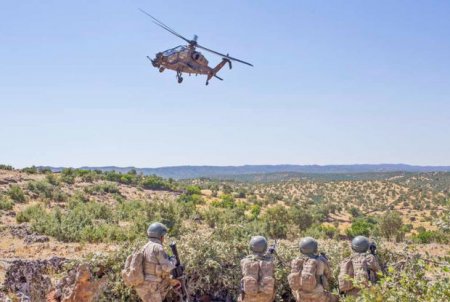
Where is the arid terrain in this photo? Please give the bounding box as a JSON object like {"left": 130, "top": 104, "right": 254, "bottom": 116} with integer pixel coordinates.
{"left": 0, "top": 166, "right": 449, "bottom": 301}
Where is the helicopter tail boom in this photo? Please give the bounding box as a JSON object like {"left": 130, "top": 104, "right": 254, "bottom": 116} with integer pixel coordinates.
{"left": 206, "top": 58, "right": 231, "bottom": 85}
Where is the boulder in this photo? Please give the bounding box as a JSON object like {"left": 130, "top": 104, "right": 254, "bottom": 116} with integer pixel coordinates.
{"left": 50, "top": 263, "right": 108, "bottom": 302}
{"left": 3, "top": 257, "right": 66, "bottom": 301}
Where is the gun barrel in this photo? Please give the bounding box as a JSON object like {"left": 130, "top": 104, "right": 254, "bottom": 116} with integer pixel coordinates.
{"left": 170, "top": 242, "right": 181, "bottom": 266}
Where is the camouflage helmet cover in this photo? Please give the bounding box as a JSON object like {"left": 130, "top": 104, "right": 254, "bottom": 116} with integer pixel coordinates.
{"left": 147, "top": 222, "right": 168, "bottom": 238}
{"left": 249, "top": 236, "right": 268, "bottom": 253}
{"left": 299, "top": 237, "right": 318, "bottom": 256}
{"left": 351, "top": 235, "right": 370, "bottom": 253}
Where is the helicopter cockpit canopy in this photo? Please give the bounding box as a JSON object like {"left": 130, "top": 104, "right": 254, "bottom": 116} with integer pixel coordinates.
{"left": 162, "top": 45, "right": 187, "bottom": 56}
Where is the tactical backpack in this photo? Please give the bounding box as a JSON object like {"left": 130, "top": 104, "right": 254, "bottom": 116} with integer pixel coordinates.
{"left": 300, "top": 257, "right": 319, "bottom": 292}
{"left": 288, "top": 257, "right": 319, "bottom": 293}
{"left": 338, "top": 254, "right": 370, "bottom": 292}
{"left": 338, "top": 257, "right": 354, "bottom": 292}
{"left": 241, "top": 257, "right": 275, "bottom": 296}
{"left": 121, "top": 243, "right": 149, "bottom": 287}
{"left": 287, "top": 258, "right": 303, "bottom": 291}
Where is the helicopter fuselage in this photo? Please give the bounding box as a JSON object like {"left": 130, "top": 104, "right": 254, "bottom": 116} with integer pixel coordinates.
{"left": 148, "top": 45, "right": 231, "bottom": 85}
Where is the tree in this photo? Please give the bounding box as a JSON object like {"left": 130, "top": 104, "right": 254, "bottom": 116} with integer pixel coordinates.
{"left": 289, "top": 206, "right": 313, "bottom": 231}
{"left": 347, "top": 217, "right": 375, "bottom": 238}
{"left": 379, "top": 211, "right": 404, "bottom": 240}
{"left": 261, "top": 205, "right": 289, "bottom": 238}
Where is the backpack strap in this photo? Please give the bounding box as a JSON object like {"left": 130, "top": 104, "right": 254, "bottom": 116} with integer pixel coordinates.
{"left": 141, "top": 241, "right": 152, "bottom": 253}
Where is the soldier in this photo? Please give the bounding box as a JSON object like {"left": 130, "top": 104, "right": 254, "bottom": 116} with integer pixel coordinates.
{"left": 239, "top": 236, "right": 276, "bottom": 302}
{"left": 288, "top": 237, "right": 338, "bottom": 302}
{"left": 134, "top": 222, "right": 181, "bottom": 302}
{"left": 338, "top": 236, "right": 381, "bottom": 297}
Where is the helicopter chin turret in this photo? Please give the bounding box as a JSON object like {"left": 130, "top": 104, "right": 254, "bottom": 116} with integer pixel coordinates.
{"left": 146, "top": 55, "right": 162, "bottom": 69}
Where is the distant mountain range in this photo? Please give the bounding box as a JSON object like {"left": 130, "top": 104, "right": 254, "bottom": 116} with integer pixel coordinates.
{"left": 44, "top": 164, "right": 450, "bottom": 180}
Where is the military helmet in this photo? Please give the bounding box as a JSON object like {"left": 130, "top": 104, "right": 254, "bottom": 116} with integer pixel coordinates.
{"left": 351, "top": 236, "right": 370, "bottom": 253}
{"left": 249, "top": 236, "right": 268, "bottom": 254}
{"left": 299, "top": 237, "right": 318, "bottom": 256}
{"left": 147, "top": 222, "right": 168, "bottom": 239}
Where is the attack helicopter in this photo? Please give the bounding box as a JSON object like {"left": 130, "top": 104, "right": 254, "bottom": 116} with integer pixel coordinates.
{"left": 139, "top": 9, "right": 253, "bottom": 85}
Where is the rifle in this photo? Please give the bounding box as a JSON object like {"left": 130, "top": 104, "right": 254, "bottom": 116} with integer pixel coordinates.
{"left": 169, "top": 242, "right": 190, "bottom": 302}
{"left": 268, "top": 239, "right": 278, "bottom": 255}
{"left": 318, "top": 252, "right": 330, "bottom": 290}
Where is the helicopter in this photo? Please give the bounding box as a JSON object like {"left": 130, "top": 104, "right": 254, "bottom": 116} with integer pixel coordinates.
{"left": 139, "top": 9, "right": 253, "bottom": 85}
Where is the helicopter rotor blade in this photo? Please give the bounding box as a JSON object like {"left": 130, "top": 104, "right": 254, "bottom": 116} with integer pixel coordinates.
{"left": 139, "top": 8, "right": 191, "bottom": 44}
{"left": 196, "top": 44, "right": 253, "bottom": 67}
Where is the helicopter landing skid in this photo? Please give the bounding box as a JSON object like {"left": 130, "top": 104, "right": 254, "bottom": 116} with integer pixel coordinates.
{"left": 176, "top": 71, "right": 183, "bottom": 84}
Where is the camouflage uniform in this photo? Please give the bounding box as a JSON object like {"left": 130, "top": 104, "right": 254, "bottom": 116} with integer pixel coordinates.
{"left": 238, "top": 253, "right": 275, "bottom": 302}
{"left": 290, "top": 255, "right": 338, "bottom": 302}
{"left": 134, "top": 238, "right": 177, "bottom": 302}
{"left": 345, "top": 253, "right": 381, "bottom": 297}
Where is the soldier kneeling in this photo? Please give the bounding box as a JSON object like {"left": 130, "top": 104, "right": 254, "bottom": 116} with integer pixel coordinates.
{"left": 122, "top": 222, "right": 180, "bottom": 302}
{"left": 338, "top": 236, "right": 381, "bottom": 297}
{"left": 288, "top": 237, "right": 338, "bottom": 302}
{"left": 239, "top": 236, "right": 276, "bottom": 302}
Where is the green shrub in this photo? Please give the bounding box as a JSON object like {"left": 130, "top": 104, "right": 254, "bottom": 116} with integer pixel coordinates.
{"left": 27, "top": 180, "right": 54, "bottom": 199}
{"left": 16, "top": 204, "right": 46, "bottom": 223}
{"left": 379, "top": 211, "right": 404, "bottom": 241}
{"left": 140, "top": 175, "right": 173, "bottom": 191}
{"left": 346, "top": 217, "right": 375, "bottom": 238}
{"left": 0, "top": 164, "right": 13, "bottom": 170}
{"left": 0, "top": 196, "right": 13, "bottom": 210}
{"left": 7, "top": 185, "right": 26, "bottom": 203}
{"left": 60, "top": 168, "right": 76, "bottom": 184}
{"left": 289, "top": 206, "right": 313, "bottom": 231}
{"left": 186, "top": 185, "right": 201, "bottom": 195}
{"left": 261, "top": 205, "right": 289, "bottom": 238}
{"left": 211, "top": 194, "right": 236, "bottom": 208}
{"left": 84, "top": 183, "right": 120, "bottom": 195}
{"left": 413, "top": 230, "right": 449, "bottom": 244}
{"left": 177, "top": 193, "right": 203, "bottom": 205}
{"left": 21, "top": 166, "right": 38, "bottom": 174}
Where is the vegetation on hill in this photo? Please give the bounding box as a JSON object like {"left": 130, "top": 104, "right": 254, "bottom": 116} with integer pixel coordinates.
{"left": 0, "top": 167, "right": 449, "bottom": 301}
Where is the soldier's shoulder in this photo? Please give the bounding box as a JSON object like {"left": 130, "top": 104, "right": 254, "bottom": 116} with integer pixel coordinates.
{"left": 146, "top": 240, "right": 164, "bottom": 251}
{"left": 261, "top": 254, "right": 274, "bottom": 262}
{"left": 291, "top": 256, "right": 304, "bottom": 266}
{"left": 318, "top": 254, "right": 328, "bottom": 263}
{"left": 242, "top": 255, "right": 255, "bottom": 262}
{"left": 365, "top": 253, "right": 378, "bottom": 261}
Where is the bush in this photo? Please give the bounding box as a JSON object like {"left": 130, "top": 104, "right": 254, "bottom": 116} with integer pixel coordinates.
{"left": 186, "top": 185, "right": 201, "bottom": 195}
{"left": 343, "top": 257, "right": 450, "bottom": 301}
{"left": 0, "top": 164, "right": 13, "bottom": 170}
{"left": 21, "top": 166, "right": 38, "bottom": 174}
{"left": 379, "top": 211, "right": 404, "bottom": 241}
{"left": 7, "top": 185, "right": 26, "bottom": 203}
{"left": 261, "top": 205, "right": 289, "bottom": 238}
{"left": 413, "top": 230, "right": 449, "bottom": 244}
{"left": 140, "top": 175, "right": 173, "bottom": 191}
{"left": 84, "top": 183, "right": 120, "bottom": 195}
{"left": 0, "top": 196, "right": 13, "bottom": 210}
{"left": 211, "top": 194, "right": 235, "bottom": 209}
{"left": 289, "top": 206, "right": 313, "bottom": 231}
{"left": 346, "top": 217, "right": 375, "bottom": 238}
{"left": 61, "top": 168, "right": 76, "bottom": 184}
{"left": 16, "top": 204, "right": 46, "bottom": 223}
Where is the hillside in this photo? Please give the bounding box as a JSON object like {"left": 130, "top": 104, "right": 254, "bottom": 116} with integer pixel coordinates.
{"left": 42, "top": 164, "right": 450, "bottom": 179}
{"left": 0, "top": 166, "right": 449, "bottom": 301}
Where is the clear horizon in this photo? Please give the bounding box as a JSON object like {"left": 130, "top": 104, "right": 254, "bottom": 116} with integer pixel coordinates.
{"left": 4, "top": 163, "right": 450, "bottom": 170}
{"left": 1, "top": 1, "right": 450, "bottom": 167}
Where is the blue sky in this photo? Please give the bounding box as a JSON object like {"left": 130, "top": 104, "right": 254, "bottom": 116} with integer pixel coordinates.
{"left": 1, "top": 0, "right": 449, "bottom": 168}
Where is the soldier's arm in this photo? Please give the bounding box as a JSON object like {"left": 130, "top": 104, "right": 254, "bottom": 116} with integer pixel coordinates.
{"left": 291, "top": 257, "right": 304, "bottom": 273}
{"left": 367, "top": 254, "right": 381, "bottom": 273}
{"left": 323, "top": 260, "right": 333, "bottom": 281}
{"left": 156, "top": 246, "right": 177, "bottom": 273}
